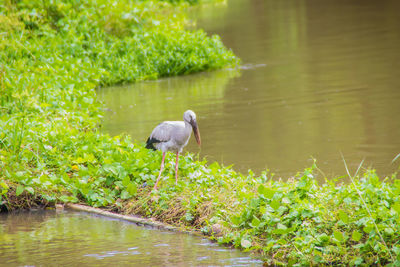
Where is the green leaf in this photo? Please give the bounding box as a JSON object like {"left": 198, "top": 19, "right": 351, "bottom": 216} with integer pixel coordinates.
{"left": 250, "top": 198, "right": 259, "bottom": 209}
{"left": 104, "top": 164, "right": 118, "bottom": 176}
{"left": 230, "top": 215, "right": 241, "bottom": 227}
{"left": 241, "top": 238, "right": 252, "bottom": 248}
{"left": 122, "top": 176, "right": 130, "bottom": 187}
{"left": 185, "top": 212, "right": 194, "bottom": 222}
{"left": 317, "top": 233, "right": 330, "bottom": 243}
{"left": 0, "top": 182, "right": 9, "bottom": 189}
{"left": 16, "top": 185, "right": 24, "bottom": 196}
{"left": 59, "top": 195, "right": 69, "bottom": 202}
{"left": 270, "top": 199, "right": 280, "bottom": 210}
{"left": 277, "top": 223, "right": 287, "bottom": 230}
{"left": 120, "top": 190, "right": 130, "bottom": 200}
{"left": 272, "top": 223, "right": 288, "bottom": 235}
{"left": 25, "top": 186, "right": 34, "bottom": 194}
{"left": 259, "top": 205, "right": 267, "bottom": 215}
{"left": 126, "top": 183, "right": 137, "bottom": 196}
{"left": 363, "top": 225, "right": 374, "bottom": 233}
{"left": 353, "top": 257, "right": 363, "bottom": 265}
{"left": 15, "top": 171, "right": 25, "bottom": 178}
{"left": 313, "top": 254, "right": 323, "bottom": 264}
{"left": 257, "top": 184, "right": 275, "bottom": 199}
{"left": 338, "top": 210, "right": 349, "bottom": 223}
{"left": 384, "top": 228, "right": 394, "bottom": 236}
{"left": 250, "top": 216, "right": 261, "bottom": 228}
{"left": 75, "top": 157, "right": 85, "bottom": 164}
{"left": 393, "top": 245, "right": 400, "bottom": 255}
{"left": 392, "top": 202, "right": 400, "bottom": 214}
{"left": 333, "top": 230, "right": 344, "bottom": 242}
{"left": 352, "top": 230, "right": 362, "bottom": 242}
{"left": 59, "top": 195, "right": 77, "bottom": 203}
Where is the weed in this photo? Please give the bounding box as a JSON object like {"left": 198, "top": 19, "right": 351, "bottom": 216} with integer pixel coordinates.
{"left": 1, "top": 0, "right": 399, "bottom": 265}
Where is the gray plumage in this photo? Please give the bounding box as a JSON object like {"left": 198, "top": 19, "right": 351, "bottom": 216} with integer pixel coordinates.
{"left": 146, "top": 110, "right": 200, "bottom": 153}
{"left": 146, "top": 110, "right": 201, "bottom": 189}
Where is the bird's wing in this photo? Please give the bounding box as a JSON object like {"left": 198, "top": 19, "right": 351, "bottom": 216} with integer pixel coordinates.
{"left": 149, "top": 121, "right": 184, "bottom": 143}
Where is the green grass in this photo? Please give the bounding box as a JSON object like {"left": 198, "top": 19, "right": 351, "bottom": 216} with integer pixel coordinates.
{"left": 0, "top": 0, "right": 237, "bottom": 205}
{"left": 1, "top": 0, "right": 400, "bottom": 266}
{"left": 120, "top": 159, "right": 400, "bottom": 266}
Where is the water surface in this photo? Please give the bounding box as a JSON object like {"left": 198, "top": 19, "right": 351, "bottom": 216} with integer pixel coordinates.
{"left": 0, "top": 210, "right": 261, "bottom": 266}
{"left": 99, "top": 0, "right": 400, "bottom": 179}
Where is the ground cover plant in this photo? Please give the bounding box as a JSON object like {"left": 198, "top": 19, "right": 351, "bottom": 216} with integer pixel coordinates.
{"left": 0, "top": 0, "right": 238, "bottom": 206}
{"left": 1, "top": 0, "right": 400, "bottom": 266}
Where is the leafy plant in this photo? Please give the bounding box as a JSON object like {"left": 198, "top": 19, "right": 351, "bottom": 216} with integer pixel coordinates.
{"left": 1, "top": 0, "right": 400, "bottom": 265}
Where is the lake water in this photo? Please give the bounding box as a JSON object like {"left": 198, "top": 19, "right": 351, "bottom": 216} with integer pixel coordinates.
{"left": 99, "top": 0, "right": 400, "bottom": 180}
{"left": 0, "top": 210, "right": 261, "bottom": 266}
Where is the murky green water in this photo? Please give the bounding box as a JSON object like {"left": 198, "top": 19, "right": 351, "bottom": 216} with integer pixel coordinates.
{"left": 99, "top": 0, "right": 400, "bottom": 179}
{"left": 0, "top": 210, "right": 261, "bottom": 266}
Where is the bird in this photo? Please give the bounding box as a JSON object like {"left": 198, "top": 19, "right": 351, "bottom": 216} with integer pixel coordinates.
{"left": 146, "top": 110, "right": 201, "bottom": 189}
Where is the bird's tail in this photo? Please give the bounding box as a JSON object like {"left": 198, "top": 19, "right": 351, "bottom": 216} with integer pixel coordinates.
{"left": 145, "top": 137, "right": 157, "bottom": 150}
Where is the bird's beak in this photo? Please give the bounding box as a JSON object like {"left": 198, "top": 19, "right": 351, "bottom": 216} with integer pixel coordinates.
{"left": 191, "top": 120, "right": 201, "bottom": 146}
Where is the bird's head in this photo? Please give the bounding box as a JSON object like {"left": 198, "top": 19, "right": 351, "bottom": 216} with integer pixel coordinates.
{"left": 184, "top": 110, "right": 201, "bottom": 146}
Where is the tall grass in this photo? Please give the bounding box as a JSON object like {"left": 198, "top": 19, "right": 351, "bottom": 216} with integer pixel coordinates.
{"left": 1, "top": 0, "right": 399, "bottom": 265}
{"left": 0, "top": 0, "right": 238, "bottom": 204}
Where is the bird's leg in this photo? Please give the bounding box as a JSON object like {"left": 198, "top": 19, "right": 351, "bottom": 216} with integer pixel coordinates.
{"left": 175, "top": 152, "right": 179, "bottom": 185}
{"left": 153, "top": 152, "right": 166, "bottom": 190}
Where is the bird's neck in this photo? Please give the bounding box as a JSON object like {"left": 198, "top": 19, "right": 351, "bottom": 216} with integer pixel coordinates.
{"left": 184, "top": 121, "right": 192, "bottom": 129}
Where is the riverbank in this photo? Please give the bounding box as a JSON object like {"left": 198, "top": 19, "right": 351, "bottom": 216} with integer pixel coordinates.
{"left": 1, "top": 1, "right": 400, "bottom": 266}
{"left": 0, "top": 0, "right": 238, "bottom": 207}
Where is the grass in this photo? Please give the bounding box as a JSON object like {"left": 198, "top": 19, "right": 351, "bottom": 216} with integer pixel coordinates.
{"left": 1, "top": 0, "right": 400, "bottom": 266}
{"left": 120, "top": 159, "right": 400, "bottom": 266}
{"left": 0, "top": 0, "right": 237, "bottom": 207}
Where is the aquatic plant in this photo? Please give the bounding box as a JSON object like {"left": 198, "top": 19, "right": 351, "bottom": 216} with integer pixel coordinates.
{"left": 119, "top": 159, "right": 400, "bottom": 266}
{"left": 0, "top": 0, "right": 237, "bottom": 207}
{"left": 1, "top": 0, "right": 400, "bottom": 265}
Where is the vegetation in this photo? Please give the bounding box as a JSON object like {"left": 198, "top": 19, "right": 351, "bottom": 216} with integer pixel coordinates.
{"left": 0, "top": 0, "right": 238, "bottom": 207}
{"left": 1, "top": 0, "right": 400, "bottom": 266}
{"left": 123, "top": 160, "right": 400, "bottom": 266}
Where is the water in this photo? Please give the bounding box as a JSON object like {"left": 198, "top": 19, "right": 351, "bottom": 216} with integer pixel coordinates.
{"left": 0, "top": 210, "right": 261, "bottom": 266}
{"left": 99, "top": 0, "right": 400, "bottom": 179}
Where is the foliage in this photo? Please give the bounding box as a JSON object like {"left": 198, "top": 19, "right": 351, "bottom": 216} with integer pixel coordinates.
{"left": 0, "top": 0, "right": 237, "bottom": 207}
{"left": 122, "top": 161, "right": 400, "bottom": 266}
{"left": 1, "top": 0, "right": 400, "bottom": 266}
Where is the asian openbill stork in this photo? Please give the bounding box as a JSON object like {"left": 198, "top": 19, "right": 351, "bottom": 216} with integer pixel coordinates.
{"left": 146, "top": 110, "right": 201, "bottom": 189}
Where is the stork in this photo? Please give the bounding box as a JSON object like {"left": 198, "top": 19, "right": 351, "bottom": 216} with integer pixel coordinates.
{"left": 146, "top": 110, "right": 201, "bottom": 189}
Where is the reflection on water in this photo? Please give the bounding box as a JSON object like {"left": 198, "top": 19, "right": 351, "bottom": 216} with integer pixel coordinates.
{"left": 99, "top": 0, "right": 400, "bottom": 179}
{"left": 0, "top": 210, "right": 261, "bottom": 266}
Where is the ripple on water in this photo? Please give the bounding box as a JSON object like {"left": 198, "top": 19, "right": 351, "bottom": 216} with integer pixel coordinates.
{"left": 0, "top": 210, "right": 262, "bottom": 266}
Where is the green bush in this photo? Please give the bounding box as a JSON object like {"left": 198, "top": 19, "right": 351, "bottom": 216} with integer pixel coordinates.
{"left": 0, "top": 0, "right": 237, "bottom": 205}
{"left": 1, "top": 0, "right": 400, "bottom": 265}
